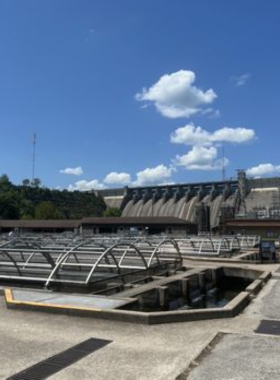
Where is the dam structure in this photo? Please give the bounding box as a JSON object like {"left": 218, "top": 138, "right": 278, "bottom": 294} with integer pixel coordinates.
{"left": 96, "top": 172, "right": 280, "bottom": 231}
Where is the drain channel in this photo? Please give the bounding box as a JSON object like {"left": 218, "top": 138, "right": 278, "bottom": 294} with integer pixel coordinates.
{"left": 7, "top": 337, "right": 112, "bottom": 380}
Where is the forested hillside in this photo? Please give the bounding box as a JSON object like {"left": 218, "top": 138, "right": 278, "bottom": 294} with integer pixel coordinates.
{"left": 0, "top": 175, "right": 106, "bottom": 219}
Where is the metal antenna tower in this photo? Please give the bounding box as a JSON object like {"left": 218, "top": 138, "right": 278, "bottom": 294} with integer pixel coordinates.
{"left": 32, "top": 133, "right": 36, "bottom": 181}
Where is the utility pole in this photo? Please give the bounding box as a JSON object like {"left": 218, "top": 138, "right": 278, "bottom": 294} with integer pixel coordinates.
{"left": 32, "top": 133, "right": 36, "bottom": 181}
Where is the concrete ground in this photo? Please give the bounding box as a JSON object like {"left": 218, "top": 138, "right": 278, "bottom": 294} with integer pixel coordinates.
{"left": 187, "top": 333, "right": 280, "bottom": 380}
{"left": 0, "top": 261, "right": 280, "bottom": 380}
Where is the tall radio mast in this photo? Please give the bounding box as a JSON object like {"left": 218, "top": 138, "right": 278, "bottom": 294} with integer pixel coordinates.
{"left": 32, "top": 133, "right": 36, "bottom": 181}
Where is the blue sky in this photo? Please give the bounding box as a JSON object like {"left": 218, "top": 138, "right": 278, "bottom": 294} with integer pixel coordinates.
{"left": 0, "top": 0, "right": 279, "bottom": 190}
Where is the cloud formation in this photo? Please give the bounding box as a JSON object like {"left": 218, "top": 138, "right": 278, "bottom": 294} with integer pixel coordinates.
{"left": 171, "top": 124, "right": 255, "bottom": 145}
{"left": 133, "top": 164, "right": 174, "bottom": 186}
{"left": 231, "top": 73, "right": 251, "bottom": 87}
{"left": 170, "top": 123, "right": 255, "bottom": 171}
{"left": 60, "top": 166, "right": 83, "bottom": 176}
{"left": 104, "top": 172, "right": 131, "bottom": 185}
{"left": 67, "top": 165, "right": 175, "bottom": 190}
{"left": 246, "top": 163, "right": 280, "bottom": 177}
{"left": 136, "top": 70, "right": 217, "bottom": 118}
{"left": 173, "top": 145, "right": 228, "bottom": 170}
{"left": 68, "top": 179, "right": 105, "bottom": 191}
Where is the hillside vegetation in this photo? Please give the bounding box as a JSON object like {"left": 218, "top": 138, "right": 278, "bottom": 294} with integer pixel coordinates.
{"left": 0, "top": 175, "right": 106, "bottom": 220}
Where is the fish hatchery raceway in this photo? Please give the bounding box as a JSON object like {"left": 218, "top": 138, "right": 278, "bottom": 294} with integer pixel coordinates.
{"left": 1, "top": 234, "right": 280, "bottom": 379}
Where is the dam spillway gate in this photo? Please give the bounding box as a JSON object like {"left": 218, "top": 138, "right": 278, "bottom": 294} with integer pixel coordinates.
{"left": 97, "top": 180, "right": 240, "bottom": 230}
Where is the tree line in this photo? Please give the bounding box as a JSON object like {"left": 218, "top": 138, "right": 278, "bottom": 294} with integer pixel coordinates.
{"left": 0, "top": 175, "right": 107, "bottom": 220}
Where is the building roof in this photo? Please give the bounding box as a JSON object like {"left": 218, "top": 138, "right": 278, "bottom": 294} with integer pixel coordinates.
{"left": 225, "top": 219, "right": 280, "bottom": 228}
{"left": 0, "top": 217, "right": 196, "bottom": 230}
{"left": 81, "top": 216, "right": 195, "bottom": 226}
{"left": 0, "top": 220, "right": 80, "bottom": 229}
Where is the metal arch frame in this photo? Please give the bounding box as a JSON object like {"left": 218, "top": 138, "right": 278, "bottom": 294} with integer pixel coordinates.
{"left": 130, "top": 238, "right": 153, "bottom": 247}
{"left": 8, "top": 238, "right": 43, "bottom": 262}
{"left": 0, "top": 250, "right": 22, "bottom": 276}
{"left": 57, "top": 237, "right": 103, "bottom": 265}
{"left": 244, "top": 235, "right": 259, "bottom": 248}
{"left": 236, "top": 235, "right": 245, "bottom": 247}
{"left": 228, "top": 236, "right": 241, "bottom": 251}
{"left": 117, "top": 242, "right": 148, "bottom": 270}
{"left": 84, "top": 242, "right": 130, "bottom": 285}
{"left": 198, "top": 237, "right": 215, "bottom": 255}
{"left": 45, "top": 240, "right": 122, "bottom": 287}
{"left": 147, "top": 238, "right": 181, "bottom": 267}
{"left": 0, "top": 240, "right": 25, "bottom": 276}
{"left": 22, "top": 249, "right": 57, "bottom": 270}
{"left": 75, "top": 240, "right": 115, "bottom": 270}
{"left": 45, "top": 240, "right": 93, "bottom": 287}
{"left": 10, "top": 238, "right": 42, "bottom": 251}
{"left": 53, "top": 241, "right": 78, "bottom": 265}
{"left": 90, "top": 236, "right": 119, "bottom": 247}
{"left": 0, "top": 234, "right": 187, "bottom": 287}
{"left": 1, "top": 245, "right": 63, "bottom": 270}
{"left": 174, "top": 237, "right": 202, "bottom": 254}
{"left": 216, "top": 237, "right": 230, "bottom": 255}
{"left": 234, "top": 235, "right": 247, "bottom": 248}
{"left": 222, "top": 235, "right": 260, "bottom": 249}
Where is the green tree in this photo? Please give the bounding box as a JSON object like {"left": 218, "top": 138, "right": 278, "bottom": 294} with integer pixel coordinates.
{"left": 35, "top": 201, "right": 60, "bottom": 219}
{"left": 0, "top": 174, "right": 13, "bottom": 192}
{"left": 0, "top": 176, "right": 19, "bottom": 219}
{"left": 22, "top": 179, "right": 31, "bottom": 187}
{"left": 103, "top": 207, "right": 122, "bottom": 217}
{"left": 20, "top": 199, "right": 35, "bottom": 219}
{"left": 0, "top": 176, "right": 106, "bottom": 220}
{"left": 31, "top": 178, "right": 41, "bottom": 188}
{"left": 0, "top": 193, "right": 20, "bottom": 219}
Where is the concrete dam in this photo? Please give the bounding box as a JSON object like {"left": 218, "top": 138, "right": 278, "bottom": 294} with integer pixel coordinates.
{"left": 96, "top": 174, "right": 280, "bottom": 230}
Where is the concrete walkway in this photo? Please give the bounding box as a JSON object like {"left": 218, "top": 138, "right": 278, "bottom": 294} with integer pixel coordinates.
{"left": 181, "top": 272, "right": 280, "bottom": 379}
{"left": 187, "top": 333, "right": 280, "bottom": 380}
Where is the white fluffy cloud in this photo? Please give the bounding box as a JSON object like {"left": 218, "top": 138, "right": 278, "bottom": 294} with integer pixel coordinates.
{"left": 133, "top": 164, "right": 174, "bottom": 186}
{"left": 170, "top": 123, "right": 255, "bottom": 171}
{"left": 66, "top": 166, "right": 174, "bottom": 190}
{"left": 212, "top": 127, "right": 255, "bottom": 143}
{"left": 173, "top": 145, "right": 228, "bottom": 170}
{"left": 60, "top": 166, "right": 83, "bottom": 176}
{"left": 136, "top": 70, "right": 217, "bottom": 118}
{"left": 104, "top": 172, "right": 131, "bottom": 185}
{"left": 171, "top": 124, "right": 210, "bottom": 145}
{"left": 171, "top": 124, "right": 255, "bottom": 146}
{"left": 246, "top": 164, "right": 280, "bottom": 177}
{"left": 68, "top": 179, "right": 105, "bottom": 191}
